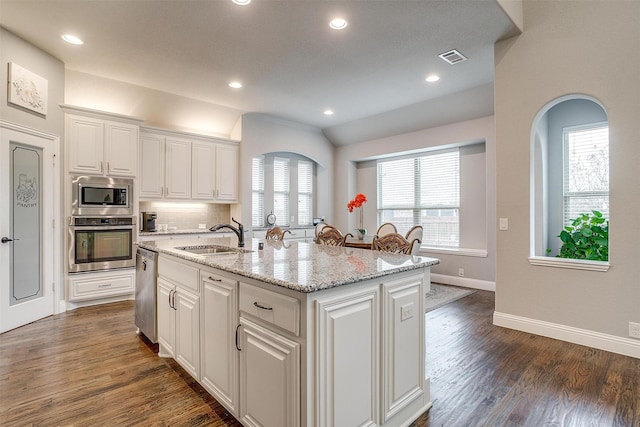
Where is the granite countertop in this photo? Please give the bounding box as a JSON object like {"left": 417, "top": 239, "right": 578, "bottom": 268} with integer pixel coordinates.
{"left": 138, "top": 236, "right": 439, "bottom": 293}
{"left": 139, "top": 228, "right": 229, "bottom": 236}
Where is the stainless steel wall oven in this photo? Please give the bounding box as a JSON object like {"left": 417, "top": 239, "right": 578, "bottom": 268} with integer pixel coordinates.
{"left": 68, "top": 216, "right": 136, "bottom": 273}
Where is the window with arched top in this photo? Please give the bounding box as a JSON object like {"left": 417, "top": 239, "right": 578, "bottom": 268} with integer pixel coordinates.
{"left": 530, "top": 96, "right": 609, "bottom": 269}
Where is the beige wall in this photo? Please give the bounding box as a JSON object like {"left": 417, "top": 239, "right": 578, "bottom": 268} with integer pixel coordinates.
{"left": 1, "top": 28, "right": 65, "bottom": 137}
{"left": 239, "top": 113, "right": 334, "bottom": 230}
{"left": 495, "top": 1, "right": 640, "bottom": 339}
{"left": 65, "top": 70, "right": 243, "bottom": 139}
{"left": 335, "top": 115, "right": 496, "bottom": 283}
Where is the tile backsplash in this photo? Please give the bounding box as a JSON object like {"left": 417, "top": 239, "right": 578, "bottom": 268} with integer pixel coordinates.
{"left": 139, "top": 201, "right": 230, "bottom": 230}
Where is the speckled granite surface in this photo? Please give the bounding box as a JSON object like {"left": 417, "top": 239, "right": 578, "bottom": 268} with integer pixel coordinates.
{"left": 139, "top": 229, "right": 227, "bottom": 236}
{"left": 138, "top": 237, "right": 440, "bottom": 293}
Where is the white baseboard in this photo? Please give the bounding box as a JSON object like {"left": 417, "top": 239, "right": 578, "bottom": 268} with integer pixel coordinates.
{"left": 58, "top": 300, "right": 67, "bottom": 313}
{"left": 493, "top": 311, "right": 640, "bottom": 359}
{"left": 430, "top": 273, "right": 495, "bottom": 292}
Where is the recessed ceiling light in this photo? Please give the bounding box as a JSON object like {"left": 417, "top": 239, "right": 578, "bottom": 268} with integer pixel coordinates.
{"left": 425, "top": 74, "right": 440, "bottom": 83}
{"left": 324, "top": 110, "right": 334, "bottom": 116}
{"left": 329, "top": 18, "right": 348, "bottom": 30}
{"left": 232, "top": 0, "right": 251, "bottom": 5}
{"left": 61, "top": 34, "right": 83, "bottom": 45}
{"left": 228, "top": 81, "right": 242, "bottom": 89}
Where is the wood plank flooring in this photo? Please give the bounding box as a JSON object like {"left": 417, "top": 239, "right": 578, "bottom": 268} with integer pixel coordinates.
{"left": 1, "top": 292, "right": 639, "bottom": 426}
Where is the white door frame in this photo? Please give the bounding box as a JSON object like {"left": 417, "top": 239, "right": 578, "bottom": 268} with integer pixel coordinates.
{"left": 0, "top": 120, "right": 61, "bottom": 329}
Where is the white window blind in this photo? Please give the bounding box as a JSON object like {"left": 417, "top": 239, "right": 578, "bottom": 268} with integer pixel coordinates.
{"left": 377, "top": 149, "right": 459, "bottom": 247}
{"left": 563, "top": 123, "right": 609, "bottom": 225}
{"left": 252, "top": 157, "right": 265, "bottom": 228}
{"left": 274, "top": 157, "right": 290, "bottom": 226}
{"left": 298, "top": 160, "right": 313, "bottom": 226}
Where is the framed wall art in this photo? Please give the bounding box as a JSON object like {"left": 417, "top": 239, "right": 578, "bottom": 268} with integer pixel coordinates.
{"left": 7, "top": 62, "right": 48, "bottom": 116}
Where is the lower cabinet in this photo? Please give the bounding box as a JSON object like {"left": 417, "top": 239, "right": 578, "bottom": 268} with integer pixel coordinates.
{"left": 157, "top": 278, "right": 176, "bottom": 357}
{"left": 68, "top": 269, "right": 135, "bottom": 302}
{"left": 200, "top": 271, "right": 239, "bottom": 415}
{"left": 315, "top": 286, "right": 381, "bottom": 426}
{"left": 157, "top": 255, "right": 200, "bottom": 378}
{"left": 238, "top": 317, "right": 301, "bottom": 427}
{"left": 175, "top": 286, "right": 200, "bottom": 378}
{"left": 156, "top": 253, "right": 429, "bottom": 427}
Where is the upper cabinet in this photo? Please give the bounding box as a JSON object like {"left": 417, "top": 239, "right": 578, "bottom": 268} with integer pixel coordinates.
{"left": 64, "top": 108, "right": 140, "bottom": 177}
{"left": 215, "top": 144, "right": 239, "bottom": 202}
{"left": 139, "top": 127, "right": 239, "bottom": 203}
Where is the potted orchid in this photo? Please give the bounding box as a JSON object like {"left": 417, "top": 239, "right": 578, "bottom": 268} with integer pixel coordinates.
{"left": 347, "top": 193, "right": 367, "bottom": 240}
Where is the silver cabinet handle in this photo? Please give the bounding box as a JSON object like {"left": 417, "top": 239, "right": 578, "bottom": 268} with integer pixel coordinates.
{"left": 98, "top": 283, "right": 112, "bottom": 288}
{"left": 253, "top": 301, "right": 273, "bottom": 311}
{"left": 235, "top": 324, "right": 242, "bottom": 351}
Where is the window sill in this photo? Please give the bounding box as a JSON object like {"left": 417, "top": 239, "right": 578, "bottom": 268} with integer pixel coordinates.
{"left": 420, "top": 247, "right": 487, "bottom": 258}
{"left": 528, "top": 256, "right": 610, "bottom": 272}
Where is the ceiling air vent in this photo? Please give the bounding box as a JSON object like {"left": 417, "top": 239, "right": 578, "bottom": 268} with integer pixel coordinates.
{"left": 438, "top": 49, "right": 468, "bottom": 65}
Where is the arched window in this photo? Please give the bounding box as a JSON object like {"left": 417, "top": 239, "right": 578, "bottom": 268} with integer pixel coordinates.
{"left": 530, "top": 96, "right": 609, "bottom": 265}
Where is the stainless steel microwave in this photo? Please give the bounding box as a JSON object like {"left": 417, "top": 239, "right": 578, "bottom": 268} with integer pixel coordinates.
{"left": 71, "top": 176, "right": 134, "bottom": 216}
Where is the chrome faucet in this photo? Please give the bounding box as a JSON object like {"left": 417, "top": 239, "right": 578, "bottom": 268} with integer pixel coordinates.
{"left": 209, "top": 217, "right": 245, "bottom": 247}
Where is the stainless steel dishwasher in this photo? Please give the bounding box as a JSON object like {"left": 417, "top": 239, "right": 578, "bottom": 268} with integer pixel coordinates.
{"left": 135, "top": 246, "right": 158, "bottom": 343}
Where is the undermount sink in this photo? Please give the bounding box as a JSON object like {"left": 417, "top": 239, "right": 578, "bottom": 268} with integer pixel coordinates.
{"left": 175, "top": 245, "right": 250, "bottom": 255}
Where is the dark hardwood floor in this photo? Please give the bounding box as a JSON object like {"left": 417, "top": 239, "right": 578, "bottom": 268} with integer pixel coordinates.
{"left": 1, "top": 291, "right": 639, "bottom": 426}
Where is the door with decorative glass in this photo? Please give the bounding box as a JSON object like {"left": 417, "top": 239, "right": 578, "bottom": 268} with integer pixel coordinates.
{"left": 0, "top": 123, "right": 56, "bottom": 333}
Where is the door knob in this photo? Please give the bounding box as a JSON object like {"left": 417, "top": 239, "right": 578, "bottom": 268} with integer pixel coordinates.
{"left": 1, "top": 237, "right": 19, "bottom": 243}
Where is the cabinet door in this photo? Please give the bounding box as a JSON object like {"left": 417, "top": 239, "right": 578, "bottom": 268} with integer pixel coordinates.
{"left": 215, "top": 144, "right": 238, "bottom": 202}
{"left": 201, "top": 274, "right": 239, "bottom": 415}
{"left": 381, "top": 275, "right": 425, "bottom": 421}
{"left": 157, "top": 278, "right": 175, "bottom": 358}
{"left": 104, "top": 121, "right": 138, "bottom": 177}
{"left": 175, "top": 287, "right": 200, "bottom": 379}
{"left": 165, "top": 137, "right": 191, "bottom": 199}
{"left": 191, "top": 142, "right": 216, "bottom": 200}
{"left": 239, "top": 317, "right": 300, "bottom": 427}
{"left": 139, "top": 134, "right": 164, "bottom": 198}
{"left": 315, "top": 287, "right": 380, "bottom": 427}
{"left": 67, "top": 115, "right": 104, "bottom": 175}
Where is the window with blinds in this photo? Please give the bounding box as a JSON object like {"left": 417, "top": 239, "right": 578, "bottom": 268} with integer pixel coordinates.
{"left": 377, "top": 149, "right": 460, "bottom": 247}
{"left": 252, "top": 157, "right": 265, "bottom": 227}
{"left": 274, "top": 157, "right": 290, "bottom": 227}
{"left": 298, "top": 160, "right": 313, "bottom": 226}
{"left": 563, "top": 123, "right": 609, "bottom": 226}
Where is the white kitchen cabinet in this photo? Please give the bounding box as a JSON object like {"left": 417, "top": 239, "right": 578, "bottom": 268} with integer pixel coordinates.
{"left": 139, "top": 133, "right": 164, "bottom": 198}
{"left": 315, "top": 286, "right": 380, "bottom": 426}
{"left": 239, "top": 317, "right": 300, "bottom": 427}
{"left": 67, "top": 269, "right": 135, "bottom": 302}
{"left": 215, "top": 144, "right": 239, "bottom": 202}
{"left": 381, "top": 276, "right": 425, "bottom": 422}
{"left": 139, "top": 131, "right": 191, "bottom": 199}
{"left": 200, "top": 271, "right": 239, "bottom": 415}
{"left": 157, "top": 278, "right": 176, "bottom": 358}
{"left": 191, "top": 142, "right": 216, "bottom": 200}
{"left": 174, "top": 285, "right": 200, "bottom": 378}
{"left": 157, "top": 255, "right": 200, "bottom": 378}
{"left": 193, "top": 142, "right": 239, "bottom": 202}
{"left": 139, "top": 127, "right": 238, "bottom": 202}
{"left": 66, "top": 113, "right": 139, "bottom": 177}
{"left": 165, "top": 137, "right": 191, "bottom": 199}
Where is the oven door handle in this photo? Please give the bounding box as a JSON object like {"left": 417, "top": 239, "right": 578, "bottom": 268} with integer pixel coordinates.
{"left": 69, "top": 225, "right": 136, "bottom": 231}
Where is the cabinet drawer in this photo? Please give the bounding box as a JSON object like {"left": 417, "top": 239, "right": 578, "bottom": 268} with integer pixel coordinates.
{"left": 158, "top": 255, "right": 199, "bottom": 292}
{"left": 239, "top": 283, "right": 300, "bottom": 336}
{"left": 69, "top": 271, "right": 134, "bottom": 301}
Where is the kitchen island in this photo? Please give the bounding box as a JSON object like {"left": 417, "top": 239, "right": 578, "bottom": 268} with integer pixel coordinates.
{"left": 138, "top": 236, "right": 439, "bottom": 427}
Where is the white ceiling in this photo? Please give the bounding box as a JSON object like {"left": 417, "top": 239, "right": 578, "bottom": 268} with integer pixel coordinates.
{"left": 0, "top": 0, "right": 518, "bottom": 145}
